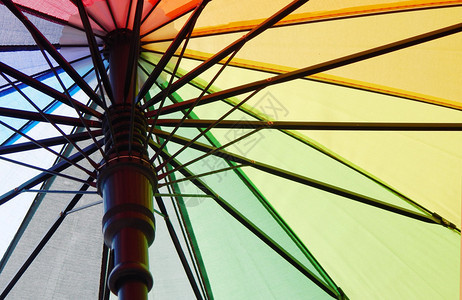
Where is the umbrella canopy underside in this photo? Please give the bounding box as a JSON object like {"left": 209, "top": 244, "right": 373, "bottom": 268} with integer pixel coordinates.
{"left": 0, "top": 0, "right": 460, "bottom": 299}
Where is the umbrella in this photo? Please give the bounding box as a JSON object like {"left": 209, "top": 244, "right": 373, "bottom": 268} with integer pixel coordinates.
{"left": 0, "top": 0, "right": 460, "bottom": 299}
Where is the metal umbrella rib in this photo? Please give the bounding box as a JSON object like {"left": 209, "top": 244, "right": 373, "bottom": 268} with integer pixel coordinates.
{"left": 0, "top": 107, "right": 101, "bottom": 128}
{"left": 0, "top": 130, "right": 102, "bottom": 155}
{"left": 73, "top": 0, "right": 114, "bottom": 105}
{"left": 154, "top": 119, "right": 462, "bottom": 131}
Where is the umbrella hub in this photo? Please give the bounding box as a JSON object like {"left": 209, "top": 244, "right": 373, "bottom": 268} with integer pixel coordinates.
{"left": 98, "top": 104, "right": 156, "bottom": 298}
{"left": 102, "top": 104, "right": 149, "bottom": 159}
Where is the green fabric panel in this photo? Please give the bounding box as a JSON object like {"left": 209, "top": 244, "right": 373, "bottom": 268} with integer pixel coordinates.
{"left": 162, "top": 126, "right": 335, "bottom": 289}
{"left": 169, "top": 190, "right": 334, "bottom": 299}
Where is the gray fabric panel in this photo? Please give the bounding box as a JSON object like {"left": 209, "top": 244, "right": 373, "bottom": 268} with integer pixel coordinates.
{"left": 0, "top": 162, "right": 103, "bottom": 299}
{"left": 0, "top": 5, "right": 63, "bottom": 46}
{"left": 149, "top": 197, "right": 198, "bottom": 299}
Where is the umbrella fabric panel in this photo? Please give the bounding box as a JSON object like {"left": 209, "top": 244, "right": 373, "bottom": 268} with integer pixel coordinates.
{"left": 0, "top": 200, "right": 103, "bottom": 299}
{"left": 0, "top": 5, "right": 65, "bottom": 87}
{"left": 12, "top": 0, "right": 104, "bottom": 34}
{"left": 174, "top": 4, "right": 462, "bottom": 106}
{"left": 181, "top": 199, "right": 334, "bottom": 299}
{"left": 163, "top": 128, "right": 335, "bottom": 280}
{"left": 0, "top": 50, "right": 60, "bottom": 88}
{"left": 0, "top": 5, "right": 64, "bottom": 46}
{"left": 303, "top": 129, "right": 462, "bottom": 227}
{"left": 191, "top": 0, "right": 462, "bottom": 31}
{"left": 246, "top": 171, "right": 460, "bottom": 299}
{"left": 139, "top": 0, "right": 201, "bottom": 34}
{"left": 149, "top": 84, "right": 340, "bottom": 296}
{"left": 153, "top": 106, "right": 460, "bottom": 299}
{"left": 0, "top": 150, "right": 103, "bottom": 299}
{"left": 147, "top": 199, "right": 202, "bottom": 299}
{"left": 0, "top": 2, "right": 99, "bottom": 146}
{"left": 59, "top": 0, "right": 202, "bottom": 34}
{"left": 0, "top": 72, "right": 94, "bottom": 145}
{"left": 188, "top": 0, "right": 449, "bottom": 31}
{"left": 12, "top": 0, "right": 77, "bottom": 21}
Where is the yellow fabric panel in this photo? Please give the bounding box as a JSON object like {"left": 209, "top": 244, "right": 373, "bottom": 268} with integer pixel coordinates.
{"left": 182, "top": 7, "right": 462, "bottom": 102}
{"left": 191, "top": 0, "right": 462, "bottom": 29}
{"left": 191, "top": 0, "right": 462, "bottom": 38}
{"left": 250, "top": 170, "right": 460, "bottom": 299}
{"left": 158, "top": 48, "right": 462, "bottom": 110}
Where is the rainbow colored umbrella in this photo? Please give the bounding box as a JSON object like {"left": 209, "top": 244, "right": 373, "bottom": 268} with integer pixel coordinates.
{"left": 0, "top": 0, "right": 460, "bottom": 299}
